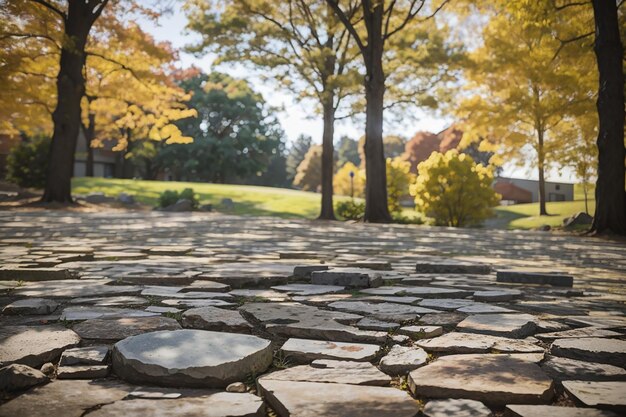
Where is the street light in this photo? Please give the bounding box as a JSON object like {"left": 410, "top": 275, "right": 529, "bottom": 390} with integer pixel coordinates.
{"left": 349, "top": 170, "right": 355, "bottom": 200}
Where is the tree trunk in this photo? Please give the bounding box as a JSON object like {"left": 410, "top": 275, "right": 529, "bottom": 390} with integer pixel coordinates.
{"left": 319, "top": 99, "right": 337, "bottom": 220}
{"left": 362, "top": 4, "right": 391, "bottom": 223}
{"left": 590, "top": 0, "right": 626, "bottom": 235}
{"left": 42, "top": 3, "right": 95, "bottom": 203}
{"left": 536, "top": 128, "right": 548, "bottom": 216}
{"left": 84, "top": 113, "right": 95, "bottom": 177}
{"left": 583, "top": 183, "right": 589, "bottom": 214}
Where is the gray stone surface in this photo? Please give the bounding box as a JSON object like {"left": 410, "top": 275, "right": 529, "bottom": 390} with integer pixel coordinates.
{"left": 415, "top": 261, "right": 491, "bottom": 274}
{"left": 551, "top": 338, "right": 626, "bottom": 367}
{"left": 60, "top": 306, "right": 158, "bottom": 321}
{"left": 280, "top": 338, "right": 380, "bottom": 362}
{"left": 262, "top": 359, "right": 391, "bottom": 386}
{"left": 473, "top": 290, "right": 522, "bottom": 302}
{"left": 562, "top": 380, "right": 626, "bottom": 411}
{"left": 423, "top": 399, "right": 493, "bottom": 417}
{"left": 378, "top": 345, "right": 428, "bottom": 375}
{"left": 311, "top": 268, "right": 382, "bottom": 288}
{"left": 356, "top": 317, "right": 400, "bottom": 331}
{"left": 57, "top": 365, "right": 110, "bottom": 379}
{"left": 505, "top": 404, "right": 619, "bottom": 417}
{"left": 0, "top": 379, "right": 133, "bottom": 417}
{"left": 0, "top": 267, "right": 79, "bottom": 281}
{"left": 0, "top": 325, "right": 80, "bottom": 368}
{"left": 416, "top": 332, "right": 543, "bottom": 354}
{"left": 271, "top": 283, "right": 345, "bottom": 295}
{"left": 541, "top": 355, "right": 626, "bottom": 382}
{"left": 112, "top": 329, "right": 273, "bottom": 387}
{"left": 86, "top": 392, "right": 265, "bottom": 417}
{"left": 457, "top": 314, "right": 538, "bottom": 338}
{"left": 72, "top": 317, "right": 181, "bottom": 341}
{"left": 327, "top": 301, "right": 438, "bottom": 321}
{"left": 182, "top": 306, "right": 251, "bottom": 332}
{"left": 398, "top": 325, "right": 443, "bottom": 339}
{"left": 408, "top": 354, "right": 554, "bottom": 405}
{"left": 257, "top": 379, "right": 420, "bottom": 417}
{"left": 240, "top": 302, "right": 387, "bottom": 343}
{"left": 419, "top": 298, "right": 476, "bottom": 311}
{"left": 182, "top": 280, "right": 231, "bottom": 293}
{"left": 496, "top": 270, "right": 573, "bottom": 287}
{"left": 536, "top": 327, "right": 623, "bottom": 341}
{"left": 402, "top": 286, "right": 474, "bottom": 299}
{"left": 420, "top": 312, "right": 467, "bottom": 326}
{"left": 2, "top": 298, "right": 59, "bottom": 315}
{"left": 293, "top": 264, "right": 329, "bottom": 278}
{"left": 60, "top": 346, "right": 110, "bottom": 366}
{"left": 0, "top": 363, "right": 48, "bottom": 392}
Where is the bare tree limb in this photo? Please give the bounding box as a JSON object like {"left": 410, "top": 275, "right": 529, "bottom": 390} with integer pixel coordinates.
{"left": 325, "top": 0, "right": 365, "bottom": 55}
{"left": 28, "top": 0, "right": 67, "bottom": 21}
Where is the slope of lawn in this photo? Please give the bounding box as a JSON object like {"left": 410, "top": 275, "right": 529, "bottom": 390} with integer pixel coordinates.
{"left": 493, "top": 199, "right": 595, "bottom": 229}
{"left": 72, "top": 177, "right": 333, "bottom": 218}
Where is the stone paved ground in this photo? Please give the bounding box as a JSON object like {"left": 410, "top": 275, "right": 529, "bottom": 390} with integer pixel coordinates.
{"left": 0, "top": 210, "right": 625, "bottom": 417}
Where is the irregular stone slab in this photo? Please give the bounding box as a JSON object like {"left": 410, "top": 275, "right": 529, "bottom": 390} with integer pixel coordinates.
{"left": 0, "top": 364, "right": 48, "bottom": 392}
{"left": 423, "top": 398, "right": 492, "bottom": 417}
{"left": 346, "top": 260, "right": 392, "bottom": 270}
{"left": 112, "top": 330, "right": 273, "bottom": 387}
{"left": 419, "top": 298, "right": 476, "bottom": 311}
{"left": 398, "top": 325, "right": 443, "bottom": 339}
{"left": 356, "top": 317, "right": 400, "bottom": 331}
{"left": 496, "top": 270, "right": 573, "bottom": 287}
{"left": 0, "top": 325, "right": 80, "bottom": 367}
{"left": 262, "top": 359, "right": 391, "bottom": 386}
{"left": 182, "top": 306, "right": 251, "bottom": 332}
{"left": 145, "top": 306, "right": 181, "bottom": 314}
{"left": 311, "top": 268, "right": 382, "bottom": 288}
{"left": 457, "top": 304, "right": 515, "bottom": 314}
{"left": 57, "top": 365, "right": 110, "bottom": 379}
{"left": 536, "top": 327, "right": 623, "bottom": 341}
{"left": 240, "top": 302, "right": 386, "bottom": 343}
{"left": 69, "top": 296, "right": 147, "bottom": 307}
{"left": 416, "top": 332, "right": 543, "bottom": 354}
{"left": 257, "top": 379, "right": 420, "bottom": 417}
{"left": 161, "top": 298, "right": 236, "bottom": 308}
{"left": 402, "top": 286, "right": 473, "bottom": 299}
{"left": 408, "top": 354, "right": 554, "bottom": 405}
{"left": 0, "top": 379, "right": 133, "bottom": 417}
{"left": 72, "top": 317, "right": 181, "bottom": 341}
{"left": 564, "top": 316, "right": 626, "bottom": 329}
{"left": 60, "top": 346, "right": 110, "bottom": 366}
{"left": 128, "top": 387, "right": 183, "bottom": 399}
{"left": 146, "top": 245, "right": 194, "bottom": 255}
{"left": 181, "top": 280, "right": 231, "bottom": 293}
{"left": 230, "top": 289, "right": 291, "bottom": 301}
{"left": 293, "top": 264, "right": 329, "bottom": 278}
{"left": 415, "top": 261, "right": 491, "bottom": 274}
{"left": 420, "top": 312, "right": 467, "bottom": 326}
{"left": 86, "top": 392, "right": 265, "bottom": 417}
{"left": 379, "top": 345, "right": 428, "bottom": 375}
{"left": 2, "top": 298, "right": 59, "bottom": 315}
{"left": 60, "top": 306, "right": 158, "bottom": 321}
{"left": 551, "top": 338, "right": 626, "bottom": 367}
{"left": 327, "top": 301, "right": 437, "bottom": 321}
{"left": 359, "top": 286, "right": 406, "bottom": 295}
{"left": 0, "top": 267, "right": 78, "bottom": 281}
{"left": 271, "top": 284, "right": 345, "bottom": 295}
{"left": 457, "top": 314, "right": 537, "bottom": 338}
{"left": 505, "top": 404, "right": 620, "bottom": 417}
{"left": 281, "top": 338, "right": 379, "bottom": 362}
{"left": 473, "top": 289, "right": 522, "bottom": 302}
{"left": 562, "top": 380, "right": 626, "bottom": 411}
{"left": 541, "top": 356, "right": 626, "bottom": 382}
{"left": 226, "top": 382, "right": 247, "bottom": 393}
{"left": 11, "top": 279, "right": 140, "bottom": 298}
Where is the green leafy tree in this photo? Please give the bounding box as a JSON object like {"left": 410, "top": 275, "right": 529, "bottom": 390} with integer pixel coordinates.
{"left": 294, "top": 145, "right": 322, "bottom": 191}
{"left": 410, "top": 150, "right": 499, "bottom": 227}
{"left": 287, "top": 134, "right": 313, "bottom": 183}
{"left": 6, "top": 135, "right": 50, "bottom": 188}
{"left": 186, "top": 0, "right": 362, "bottom": 219}
{"left": 336, "top": 136, "right": 360, "bottom": 167}
{"left": 157, "top": 72, "right": 285, "bottom": 183}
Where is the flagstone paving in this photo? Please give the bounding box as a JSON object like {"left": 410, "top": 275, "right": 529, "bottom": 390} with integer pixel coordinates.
{"left": 0, "top": 210, "right": 625, "bottom": 416}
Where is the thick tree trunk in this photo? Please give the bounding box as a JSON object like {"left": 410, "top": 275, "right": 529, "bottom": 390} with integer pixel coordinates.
{"left": 590, "top": 0, "right": 626, "bottom": 235}
{"left": 362, "top": 4, "right": 391, "bottom": 223}
{"left": 42, "top": 3, "right": 96, "bottom": 203}
{"left": 319, "top": 99, "right": 336, "bottom": 220}
{"left": 84, "top": 113, "right": 95, "bottom": 177}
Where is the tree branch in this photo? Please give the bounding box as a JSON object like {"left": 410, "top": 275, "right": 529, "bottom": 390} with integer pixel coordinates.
{"left": 552, "top": 0, "right": 591, "bottom": 11}
{"left": 552, "top": 31, "right": 594, "bottom": 60}
{"left": 325, "top": 0, "right": 365, "bottom": 55}
{"left": 28, "top": 0, "right": 67, "bottom": 21}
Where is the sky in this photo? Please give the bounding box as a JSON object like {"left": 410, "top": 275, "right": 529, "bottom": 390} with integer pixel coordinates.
{"left": 139, "top": 6, "right": 573, "bottom": 183}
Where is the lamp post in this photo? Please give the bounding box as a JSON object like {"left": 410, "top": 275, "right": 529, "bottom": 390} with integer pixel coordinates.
{"left": 349, "top": 170, "right": 354, "bottom": 200}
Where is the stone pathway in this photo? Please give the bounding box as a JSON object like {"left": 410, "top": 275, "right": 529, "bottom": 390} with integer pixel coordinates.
{"left": 0, "top": 210, "right": 625, "bottom": 416}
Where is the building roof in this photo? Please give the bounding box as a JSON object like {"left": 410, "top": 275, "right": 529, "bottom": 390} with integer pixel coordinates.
{"left": 494, "top": 180, "right": 533, "bottom": 203}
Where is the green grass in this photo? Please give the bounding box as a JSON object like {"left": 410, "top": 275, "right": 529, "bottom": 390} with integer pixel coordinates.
{"left": 72, "top": 177, "right": 350, "bottom": 219}
{"left": 493, "top": 198, "right": 595, "bottom": 229}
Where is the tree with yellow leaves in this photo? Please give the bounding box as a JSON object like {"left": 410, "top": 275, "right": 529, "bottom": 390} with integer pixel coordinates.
{"left": 411, "top": 151, "right": 499, "bottom": 227}
{"left": 334, "top": 161, "right": 365, "bottom": 198}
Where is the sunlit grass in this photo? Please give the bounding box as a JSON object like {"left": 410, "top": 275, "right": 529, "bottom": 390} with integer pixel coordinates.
{"left": 493, "top": 199, "right": 595, "bottom": 229}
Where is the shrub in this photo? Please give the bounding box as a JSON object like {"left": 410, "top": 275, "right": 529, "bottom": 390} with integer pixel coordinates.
{"left": 158, "top": 188, "right": 199, "bottom": 209}
{"left": 386, "top": 157, "right": 414, "bottom": 214}
{"left": 391, "top": 212, "right": 424, "bottom": 225}
{"left": 334, "top": 161, "right": 365, "bottom": 198}
{"left": 6, "top": 136, "right": 49, "bottom": 188}
{"left": 410, "top": 150, "right": 500, "bottom": 227}
{"left": 335, "top": 200, "right": 365, "bottom": 220}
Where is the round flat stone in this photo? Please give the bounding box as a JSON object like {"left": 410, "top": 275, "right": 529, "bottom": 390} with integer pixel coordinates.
{"left": 112, "top": 329, "right": 273, "bottom": 387}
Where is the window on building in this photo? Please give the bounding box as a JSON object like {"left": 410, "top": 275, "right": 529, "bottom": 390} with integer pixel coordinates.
{"left": 555, "top": 184, "right": 560, "bottom": 190}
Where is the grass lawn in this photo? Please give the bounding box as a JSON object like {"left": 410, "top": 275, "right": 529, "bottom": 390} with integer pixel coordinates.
{"left": 493, "top": 199, "right": 595, "bottom": 229}
{"left": 72, "top": 177, "right": 350, "bottom": 219}
{"left": 72, "top": 177, "right": 593, "bottom": 229}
